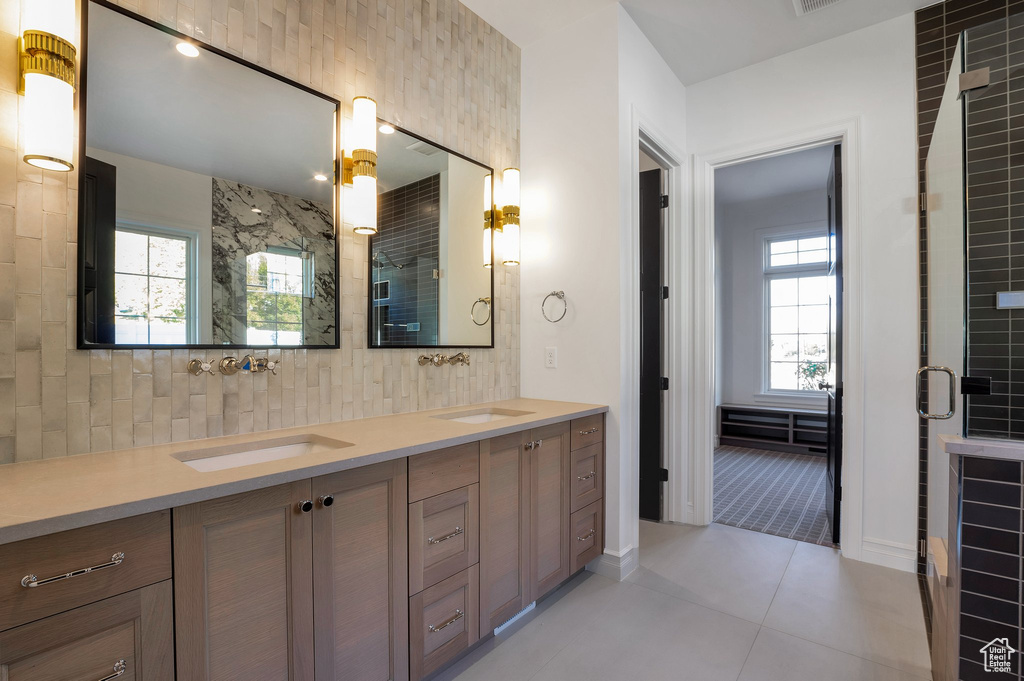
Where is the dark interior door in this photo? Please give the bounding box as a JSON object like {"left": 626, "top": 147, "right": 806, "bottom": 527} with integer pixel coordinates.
{"left": 824, "top": 145, "right": 843, "bottom": 545}
{"left": 80, "top": 156, "right": 117, "bottom": 345}
{"left": 639, "top": 168, "right": 664, "bottom": 521}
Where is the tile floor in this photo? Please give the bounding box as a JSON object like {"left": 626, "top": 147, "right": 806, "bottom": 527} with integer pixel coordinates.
{"left": 434, "top": 521, "right": 932, "bottom": 681}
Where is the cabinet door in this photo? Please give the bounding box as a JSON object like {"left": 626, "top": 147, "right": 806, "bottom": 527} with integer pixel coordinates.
{"left": 529, "top": 422, "right": 571, "bottom": 601}
{"left": 0, "top": 580, "right": 174, "bottom": 681}
{"left": 174, "top": 481, "right": 315, "bottom": 681}
{"left": 312, "top": 459, "right": 409, "bottom": 681}
{"left": 478, "top": 431, "right": 531, "bottom": 637}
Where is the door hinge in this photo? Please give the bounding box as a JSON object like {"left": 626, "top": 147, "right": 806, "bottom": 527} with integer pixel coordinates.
{"left": 660, "top": 377, "right": 669, "bottom": 390}
{"left": 959, "top": 67, "right": 990, "bottom": 98}
{"left": 659, "top": 194, "right": 668, "bottom": 209}
{"left": 662, "top": 285, "right": 669, "bottom": 300}
{"left": 658, "top": 467, "right": 669, "bottom": 482}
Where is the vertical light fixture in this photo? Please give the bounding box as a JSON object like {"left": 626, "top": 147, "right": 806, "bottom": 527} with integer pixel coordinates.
{"left": 350, "top": 96, "right": 377, "bottom": 235}
{"left": 19, "top": 0, "right": 77, "bottom": 171}
{"left": 483, "top": 175, "right": 494, "bottom": 268}
{"left": 500, "top": 168, "right": 520, "bottom": 266}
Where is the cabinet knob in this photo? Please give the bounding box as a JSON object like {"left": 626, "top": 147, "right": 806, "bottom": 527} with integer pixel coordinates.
{"left": 318, "top": 495, "right": 334, "bottom": 507}
{"left": 297, "top": 500, "right": 313, "bottom": 513}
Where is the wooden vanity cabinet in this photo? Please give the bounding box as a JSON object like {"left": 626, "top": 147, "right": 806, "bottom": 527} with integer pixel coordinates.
{"left": 0, "top": 580, "right": 174, "bottom": 681}
{"left": 173, "top": 461, "right": 409, "bottom": 681}
{"left": 528, "top": 422, "right": 571, "bottom": 601}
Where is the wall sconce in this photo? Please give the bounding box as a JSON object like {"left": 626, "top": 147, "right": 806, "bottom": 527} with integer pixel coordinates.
{"left": 483, "top": 175, "right": 494, "bottom": 268}
{"left": 19, "top": 0, "right": 77, "bottom": 171}
{"left": 349, "top": 96, "right": 377, "bottom": 235}
{"left": 500, "top": 168, "right": 520, "bottom": 267}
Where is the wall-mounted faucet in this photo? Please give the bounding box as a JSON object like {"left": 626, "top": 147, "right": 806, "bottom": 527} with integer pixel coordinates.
{"left": 418, "top": 353, "right": 471, "bottom": 367}
{"left": 187, "top": 356, "right": 279, "bottom": 376}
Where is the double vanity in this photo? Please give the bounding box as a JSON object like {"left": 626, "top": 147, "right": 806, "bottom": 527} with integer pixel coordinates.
{"left": 0, "top": 399, "right": 606, "bottom": 681}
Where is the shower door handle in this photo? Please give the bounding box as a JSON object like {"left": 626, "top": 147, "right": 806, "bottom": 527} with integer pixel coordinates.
{"left": 917, "top": 366, "right": 957, "bottom": 420}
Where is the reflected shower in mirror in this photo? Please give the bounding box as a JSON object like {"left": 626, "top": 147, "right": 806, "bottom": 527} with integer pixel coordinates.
{"left": 368, "top": 126, "right": 494, "bottom": 348}
{"left": 78, "top": 1, "right": 339, "bottom": 348}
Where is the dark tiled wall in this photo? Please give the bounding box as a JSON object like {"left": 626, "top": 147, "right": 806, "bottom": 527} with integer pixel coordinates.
{"left": 965, "top": 16, "right": 1024, "bottom": 440}
{"left": 958, "top": 455, "right": 1022, "bottom": 679}
{"left": 917, "top": 0, "right": 1024, "bottom": 577}
{"left": 371, "top": 175, "right": 441, "bottom": 346}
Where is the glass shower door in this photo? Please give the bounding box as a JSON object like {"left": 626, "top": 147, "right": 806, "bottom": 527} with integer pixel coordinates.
{"left": 924, "top": 36, "right": 966, "bottom": 597}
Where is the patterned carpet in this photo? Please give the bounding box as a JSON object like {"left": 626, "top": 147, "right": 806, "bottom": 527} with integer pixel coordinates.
{"left": 713, "top": 445, "right": 834, "bottom": 546}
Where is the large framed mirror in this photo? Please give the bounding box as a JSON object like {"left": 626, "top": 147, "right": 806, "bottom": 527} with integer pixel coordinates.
{"left": 369, "top": 126, "right": 494, "bottom": 348}
{"left": 78, "top": 0, "right": 340, "bottom": 349}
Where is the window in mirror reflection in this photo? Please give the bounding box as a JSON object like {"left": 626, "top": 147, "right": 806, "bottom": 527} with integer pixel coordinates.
{"left": 114, "top": 229, "right": 192, "bottom": 344}
{"left": 245, "top": 251, "right": 307, "bottom": 346}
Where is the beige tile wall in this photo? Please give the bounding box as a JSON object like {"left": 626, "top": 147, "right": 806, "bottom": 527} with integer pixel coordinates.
{"left": 0, "top": 0, "right": 520, "bottom": 463}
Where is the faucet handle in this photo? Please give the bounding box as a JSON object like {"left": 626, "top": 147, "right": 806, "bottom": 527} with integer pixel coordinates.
{"left": 254, "top": 357, "right": 279, "bottom": 375}
{"left": 187, "top": 359, "right": 218, "bottom": 376}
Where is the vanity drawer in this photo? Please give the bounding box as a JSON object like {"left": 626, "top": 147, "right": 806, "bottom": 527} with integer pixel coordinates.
{"left": 0, "top": 511, "right": 172, "bottom": 631}
{"left": 409, "top": 442, "right": 480, "bottom": 502}
{"left": 570, "top": 415, "right": 604, "bottom": 451}
{"left": 410, "top": 484, "right": 480, "bottom": 594}
{"left": 571, "top": 443, "right": 603, "bottom": 513}
{"left": 569, "top": 501, "right": 603, "bottom": 574}
{"left": 410, "top": 564, "right": 480, "bottom": 681}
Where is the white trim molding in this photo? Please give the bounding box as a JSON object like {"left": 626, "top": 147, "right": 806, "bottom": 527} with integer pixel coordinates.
{"left": 589, "top": 546, "right": 639, "bottom": 581}
{"left": 690, "top": 117, "right": 868, "bottom": 565}
{"left": 861, "top": 537, "right": 918, "bottom": 572}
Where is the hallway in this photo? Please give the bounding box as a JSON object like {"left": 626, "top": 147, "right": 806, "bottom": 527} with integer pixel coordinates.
{"left": 435, "top": 521, "right": 931, "bottom": 681}
{"left": 714, "top": 445, "right": 833, "bottom": 546}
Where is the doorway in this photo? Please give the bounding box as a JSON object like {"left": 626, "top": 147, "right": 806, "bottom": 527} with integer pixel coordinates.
{"left": 710, "top": 144, "right": 843, "bottom": 546}
{"left": 638, "top": 148, "right": 667, "bottom": 521}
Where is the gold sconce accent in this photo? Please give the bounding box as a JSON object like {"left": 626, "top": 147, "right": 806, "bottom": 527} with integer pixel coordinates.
{"left": 18, "top": 0, "right": 78, "bottom": 172}
{"left": 349, "top": 96, "right": 378, "bottom": 235}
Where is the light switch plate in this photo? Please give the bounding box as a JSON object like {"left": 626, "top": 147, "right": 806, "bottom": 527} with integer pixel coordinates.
{"left": 545, "top": 347, "right": 557, "bottom": 368}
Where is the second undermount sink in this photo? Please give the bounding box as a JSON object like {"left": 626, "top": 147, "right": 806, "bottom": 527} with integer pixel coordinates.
{"left": 173, "top": 434, "right": 353, "bottom": 472}
{"left": 432, "top": 407, "right": 535, "bottom": 424}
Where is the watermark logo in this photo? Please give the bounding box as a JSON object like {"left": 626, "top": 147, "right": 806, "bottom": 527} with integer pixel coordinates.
{"left": 981, "top": 638, "right": 1017, "bottom": 673}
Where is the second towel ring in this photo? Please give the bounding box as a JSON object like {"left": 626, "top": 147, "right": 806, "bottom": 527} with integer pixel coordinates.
{"left": 471, "top": 297, "right": 491, "bottom": 326}
{"left": 542, "top": 291, "right": 567, "bottom": 323}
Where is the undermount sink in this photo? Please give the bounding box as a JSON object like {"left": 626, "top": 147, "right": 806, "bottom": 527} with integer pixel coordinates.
{"left": 173, "top": 434, "right": 353, "bottom": 472}
{"left": 431, "top": 408, "right": 535, "bottom": 424}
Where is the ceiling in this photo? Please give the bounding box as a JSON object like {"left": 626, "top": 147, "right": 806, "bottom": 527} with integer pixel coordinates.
{"left": 715, "top": 145, "right": 834, "bottom": 205}
{"left": 461, "top": 0, "right": 937, "bottom": 85}
{"left": 86, "top": 3, "right": 336, "bottom": 203}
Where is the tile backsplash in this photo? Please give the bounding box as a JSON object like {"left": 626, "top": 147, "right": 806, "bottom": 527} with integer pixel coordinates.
{"left": 0, "top": 0, "right": 521, "bottom": 463}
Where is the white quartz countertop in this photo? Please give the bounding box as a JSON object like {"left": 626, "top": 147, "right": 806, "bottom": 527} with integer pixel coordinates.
{"left": 939, "top": 434, "right": 1024, "bottom": 461}
{"left": 0, "top": 398, "right": 607, "bottom": 545}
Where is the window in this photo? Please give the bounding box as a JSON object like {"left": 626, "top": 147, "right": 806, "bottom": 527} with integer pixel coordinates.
{"left": 246, "top": 250, "right": 305, "bottom": 345}
{"left": 765, "top": 234, "right": 830, "bottom": 392}
{"left": 114, "top": 229, "right": 191, "bottom": 344}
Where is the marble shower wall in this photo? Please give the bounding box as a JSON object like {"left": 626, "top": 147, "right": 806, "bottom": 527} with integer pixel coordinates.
{"left": 0, "top": 0, "right": 520, "bottom": 463}
{"left": 211, "top": 177, "right": 336, "bottom": 346}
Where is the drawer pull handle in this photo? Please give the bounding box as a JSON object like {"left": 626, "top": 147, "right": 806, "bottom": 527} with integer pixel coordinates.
{"left": 428, "top": 527, "right": 464, "bottom": 545}
{"left": 577, "top": 529, "right": 596, "bottom": 542}
{"left": 21, "top": 552, "right": 125, "bottom": 588}
{"left": 428, "top": 609, "right": 464, "bottom": 633}
{"left": 577, "top": 471, "right": 597, "bottom": 481}
{"left": 99, "top": 660, "right": 127, "bottom": 681}
{"left": 578, "top": 428, "right": 599, "bottom": 435}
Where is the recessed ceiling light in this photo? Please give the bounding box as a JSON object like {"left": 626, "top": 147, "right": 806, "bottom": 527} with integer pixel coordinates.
{"left": 251, "top": 207, "right": 262, "bottom": 213}
{"left": 379, "top": 124, "right": 395, "bottom": 134}
{"left": 176, "top": 42, "right": 200, "bottom": 58}
{"left": 314, "top": 173, "right": 329, "bottom": 182}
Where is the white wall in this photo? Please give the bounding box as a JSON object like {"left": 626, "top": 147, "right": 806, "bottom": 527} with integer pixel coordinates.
{"left": 520, "top": 4, "right": 687, "bottom": 567}
{"left": 688, "top": 14, "right": 920, "bottom": 569}
{"left": 716, "top": 189, "right": 828, "bottom": 410}
{"left": 440, "top": 161, "right": 492, "bottom": 345}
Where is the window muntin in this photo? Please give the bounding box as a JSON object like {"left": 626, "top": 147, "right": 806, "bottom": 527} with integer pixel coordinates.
{"left": 764, "top": 232, "right": 830, "bottom": 393}
{"left": 114, "top": 229, "right": 191, "bottom": 344}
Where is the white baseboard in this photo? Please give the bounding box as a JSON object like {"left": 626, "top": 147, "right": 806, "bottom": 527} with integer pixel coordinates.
{"left": 858, "top": 537, "right": 917, "bottom": 572}
{"left": 587, "top": 545, "right": 638, "bottom": 581}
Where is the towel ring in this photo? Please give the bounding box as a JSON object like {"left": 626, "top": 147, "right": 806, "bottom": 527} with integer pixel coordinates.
{"left": 542, "top": 291, "right": 567, "bottom": 323}
{"left": 471, "top": 297, "right": 491, "bottom": 326}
